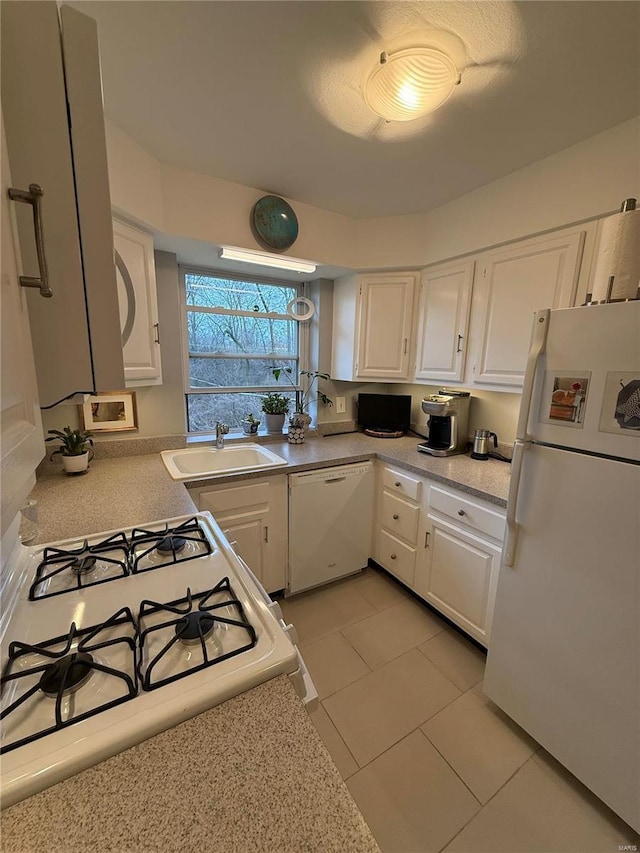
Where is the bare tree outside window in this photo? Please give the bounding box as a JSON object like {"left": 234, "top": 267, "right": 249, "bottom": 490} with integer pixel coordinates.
{"left": 183, "top": 271, "right": 302, "bottom": 432}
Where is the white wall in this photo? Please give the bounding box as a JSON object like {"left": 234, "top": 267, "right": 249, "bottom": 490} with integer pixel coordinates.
{"left": 106, "top": 114, "right": 639, "bottom": 272}
{"left": 353, "top": 116, "right": 640, "bottom": 269}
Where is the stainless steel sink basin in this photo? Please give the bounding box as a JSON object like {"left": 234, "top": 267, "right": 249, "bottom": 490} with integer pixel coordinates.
{"left": 160, "top": 444, "right": 288, "bottom": 481}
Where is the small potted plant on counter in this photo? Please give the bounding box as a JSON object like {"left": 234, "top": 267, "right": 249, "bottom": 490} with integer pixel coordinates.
{"left": 271, "top": 367, "right": 333, "bottom": 444}
{"left": 260, "top": 392, "right": 290, "bottom": 434}
{"left": 46, "top": 426, "right": 94, "bottom": 475}
{"left": 241, "top": 413, "right": 261, "bottom": 436}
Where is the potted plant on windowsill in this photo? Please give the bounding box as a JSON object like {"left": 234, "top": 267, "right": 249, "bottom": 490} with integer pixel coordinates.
{"left": 241, "top": 413, "right": 261, "bottom": 436}
{"left": 272, "top": 368, "right": 333, "bottom": 443}
{"left": 260, "top": 392, "right": 290, "bottom": 435}
{"left": 45, "top": 427, "right": 95, "bottom": 475}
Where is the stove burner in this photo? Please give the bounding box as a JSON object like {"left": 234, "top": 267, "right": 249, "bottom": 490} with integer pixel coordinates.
{"left": 38, "top": 652, "right": 95, "bottom": 697}
{"left": 156, "top": 535, "right": 187, "bottom": 555}
{"left": 175, "top": 611, "right": 216, "bottom": 644}
{"left": 69, "top": 555, "right": 97, "bottom": 575}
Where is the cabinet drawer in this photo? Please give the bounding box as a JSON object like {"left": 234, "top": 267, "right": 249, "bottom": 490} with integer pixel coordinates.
{"left": 194, "top": 480, "right": 272, "bottom": 513}
{"left": 429, "top": 486, "right": 505, "bottom": 541}
{"left": 377, "top": 529, "right": 416, "bottom": 587}
{"left": 381, "top": 491, "right": 419, "bottom": 544}
{"left": 381, "top": 466, "right": 422, "bottom": 502}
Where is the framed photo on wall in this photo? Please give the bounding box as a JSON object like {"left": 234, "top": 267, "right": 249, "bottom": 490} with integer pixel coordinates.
{"left": 80, "top": 391, "right": 138, "bottom": 432}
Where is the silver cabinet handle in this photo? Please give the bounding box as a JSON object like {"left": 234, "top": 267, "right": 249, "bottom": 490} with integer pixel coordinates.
{"left": 425, "top": 531, "right": 430, "bottom": 548}
{"left": 264, "top": 526, "right": 269, "bottom": 544}
{"left": 403, "top": 338, "right": 408, "bottom": 355}
{"left": 8, "top": 184, "right": 52, "bottom": 298}
{"left": 456, "top": 334, "right": 463, "bottom": 353}
{"left": 458, "top": 509, "right": 466, "bottom": 516}
{"left": 154, "top": 322, "right": 160, "bottom": 344}
{"left": 392, "top": 514, "right": 399, "bottom": 520}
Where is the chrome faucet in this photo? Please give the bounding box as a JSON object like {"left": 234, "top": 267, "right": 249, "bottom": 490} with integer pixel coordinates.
{"left": 215, "top": 421, "right": 229, "bottom": 449}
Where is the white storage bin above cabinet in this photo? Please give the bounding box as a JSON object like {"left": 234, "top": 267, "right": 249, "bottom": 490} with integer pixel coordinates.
{"left": 113, "top": 218, "right": 162, "bottom": 387}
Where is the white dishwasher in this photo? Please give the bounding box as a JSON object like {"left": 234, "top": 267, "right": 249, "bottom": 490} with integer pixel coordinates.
{"left": 288, "top": 462, "right": 374, "bottom": 595}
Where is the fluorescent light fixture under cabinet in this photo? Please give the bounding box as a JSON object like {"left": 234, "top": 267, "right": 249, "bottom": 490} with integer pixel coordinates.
{"left": 219, "top": 246, "right": 317, "bottom": 274}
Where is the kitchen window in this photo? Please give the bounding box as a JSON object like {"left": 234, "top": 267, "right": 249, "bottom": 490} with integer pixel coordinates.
{"left": 181, "top": 268, "right": 306, "bottom": 433}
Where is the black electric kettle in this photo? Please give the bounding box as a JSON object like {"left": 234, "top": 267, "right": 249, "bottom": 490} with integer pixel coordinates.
{"left": 471, "top": 429, "right": 498, "bottom": 460}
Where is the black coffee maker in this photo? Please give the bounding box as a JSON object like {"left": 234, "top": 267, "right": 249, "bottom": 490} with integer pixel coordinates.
{"left": 417, "top": 390, "right": 471, "bottom": 457}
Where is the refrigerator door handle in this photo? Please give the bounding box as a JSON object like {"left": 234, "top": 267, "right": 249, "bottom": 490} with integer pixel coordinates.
{"left": 503, "top": 439, "right": 528, "bottom": 567}
{"left": 516, "top": 309, "right": 550, "bottom": 441}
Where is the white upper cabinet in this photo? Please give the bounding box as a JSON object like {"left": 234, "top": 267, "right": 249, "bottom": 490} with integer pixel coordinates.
{"left": 471, "top": 229, "right": 585, "bottom": 387}
{"left": 332, "top": 272, "right": 417, "bottom": 382}
{"left": 113, "top": 218, "right": 162, "bottom": 386}
{"left": 1, "top": 122, "right": 44, "bottom": 536}
{"left": 414, "top": 260, "right": 474, "bottom": 384}
{"left": 1, "top": 2, "right": 124, "bottom": 407}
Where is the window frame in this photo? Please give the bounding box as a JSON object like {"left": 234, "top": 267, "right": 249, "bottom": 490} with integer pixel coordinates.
{"left": 179, "top": 265, "right": 309, "bottom": 434}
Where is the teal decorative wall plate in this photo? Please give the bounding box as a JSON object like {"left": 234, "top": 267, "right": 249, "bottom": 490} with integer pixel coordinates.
{"left": 251, "top": 195, "right": 299, "bottom": 250}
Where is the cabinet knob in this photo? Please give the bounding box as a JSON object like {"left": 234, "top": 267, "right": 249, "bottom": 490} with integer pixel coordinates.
{"left": 390, "top": 553, "right": 397, "bottom": 560}
{"left": 395, "top": 481, "right": 401, "bottom": 487}
{"left": 458, "top": 509, "right": 466, "bottom": 516}
{"left": 392, "top": 514, "right": 399, "bottom": 520}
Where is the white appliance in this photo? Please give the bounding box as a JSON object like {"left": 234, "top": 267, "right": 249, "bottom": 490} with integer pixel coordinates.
{"left": 288, "top": 462, "right": 374, "bottom": 594}
{"left": 0, "top": 512, "right": 316, "bottom": 809}
{"left": 484, "top": 301, "right": 640, "bottom": 832}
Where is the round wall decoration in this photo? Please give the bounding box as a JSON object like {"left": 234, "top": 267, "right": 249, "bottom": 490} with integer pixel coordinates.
{"left": 286, "top": 296, "right": 315, "bottom": 322}
{"left": 251, "top": 195, "right": 299, "bottom": 251}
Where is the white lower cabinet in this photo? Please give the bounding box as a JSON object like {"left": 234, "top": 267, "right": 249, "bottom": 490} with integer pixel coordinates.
{"left": 188, "top": 475, "right": 287, "bottom": 594}
{"left": 373, "top": 461, "right": 505, "bottom": 648}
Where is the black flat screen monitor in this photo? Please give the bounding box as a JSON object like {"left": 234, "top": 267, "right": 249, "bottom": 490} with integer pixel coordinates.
{"left": 357, "top": 394, "right": 411, "bottom": 433}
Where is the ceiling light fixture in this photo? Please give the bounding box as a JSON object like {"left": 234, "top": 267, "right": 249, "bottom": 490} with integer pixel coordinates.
{"left": 218, "top": 246, "right": 317, "bottom": 275}
{"left": 364, "top": 47, "right": 461, "bottom": 122}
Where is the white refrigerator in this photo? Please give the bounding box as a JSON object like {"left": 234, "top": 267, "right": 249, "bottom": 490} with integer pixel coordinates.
{"left": 484, "top": 300, "right": 640, "bottom": 832}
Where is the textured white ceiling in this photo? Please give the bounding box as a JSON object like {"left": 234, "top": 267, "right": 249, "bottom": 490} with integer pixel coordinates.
{"left": 73, "top": 1, "right": 640, "bottom": 219}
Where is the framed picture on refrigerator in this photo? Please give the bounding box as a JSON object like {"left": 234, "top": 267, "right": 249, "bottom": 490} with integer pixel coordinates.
{"left": 539, "top": 371, "right": 591, "bottom": 428}
{"left": 599, "top": 372, "right": 640, "bottom": 436}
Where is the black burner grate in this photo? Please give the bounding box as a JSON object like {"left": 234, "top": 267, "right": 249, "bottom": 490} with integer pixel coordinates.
{"left": 0, "top": 608, "right": 139, "bottom": 754}
{"left": 29, "top": 532, "right": 130, "bottom": 600}
{"left": 138, "top": 577, "right": 257, "bottom": 691}
{"left": 129, "top": 517, "right": 212, "bottom": 574}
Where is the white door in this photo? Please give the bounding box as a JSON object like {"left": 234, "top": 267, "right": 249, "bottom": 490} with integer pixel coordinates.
{"left": 484, "top": 444, "right": 640, "bottom": 831}
{"left": 415, "top": 260, "right": 474, "bottom": 383}
{"left": 113, "top": 218, "right": 162, "bottom": 385}
{"left": 473, "top": 230, "right": 585, "bottom": 386}
{"left": 356, "top": 274, "right": 415, "bottom": 380}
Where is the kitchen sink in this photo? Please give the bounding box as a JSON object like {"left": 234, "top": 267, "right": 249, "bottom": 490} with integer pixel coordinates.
{"left": 160, "top": 444, "right": 288, "bottom": 480}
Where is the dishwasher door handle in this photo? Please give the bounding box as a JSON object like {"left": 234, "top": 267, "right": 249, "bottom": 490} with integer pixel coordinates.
{"left": 324, "top": 476, "right": 346, "bottom": 484}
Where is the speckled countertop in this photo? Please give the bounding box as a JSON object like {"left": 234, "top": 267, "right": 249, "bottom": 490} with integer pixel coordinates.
{"left": 182, "top": 433, "right": 511, "bottom": 508}
{"left": 1, "top": 676, "right": 380, "bottom": 853}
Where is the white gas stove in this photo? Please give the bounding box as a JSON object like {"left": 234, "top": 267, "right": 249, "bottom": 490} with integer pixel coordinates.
{"left": 0, "top": 512, "right": 314, "bottom": 809}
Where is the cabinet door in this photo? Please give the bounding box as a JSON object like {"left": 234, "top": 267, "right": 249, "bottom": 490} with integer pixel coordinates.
{"left": 356, "top": 274, "right": 415, "bottom": 380}
{"left": 415, "top": 260, "right": 474, "bottom": 383}
{"left": 473, "top": 231, "right": 585, "bottom": 387}
{"left": 1, "top": 2, "right": 123, "bottom": 407}
{"left": 422, "top": 517, "right": 501, "bottom": 647}
{"left": 113, "top": 218, "right": 162, "bottom": 385}
{"left": 193, "top": 477, "right": 287, "bottom": 594}
{"left": 1, "top": 122, "right": 44, "bottom": 535}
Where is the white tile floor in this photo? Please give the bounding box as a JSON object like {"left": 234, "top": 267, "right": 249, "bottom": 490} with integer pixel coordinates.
{"left": 280, "top": 567, "right": 640, "bottom": 853}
